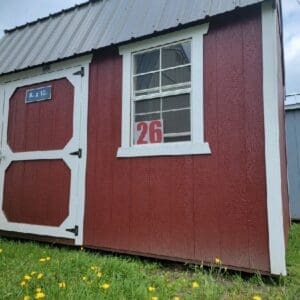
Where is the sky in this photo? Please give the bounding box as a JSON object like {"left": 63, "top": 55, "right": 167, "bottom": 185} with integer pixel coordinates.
{"left": 0, "top": 0, "right": 299, "bottom": 95}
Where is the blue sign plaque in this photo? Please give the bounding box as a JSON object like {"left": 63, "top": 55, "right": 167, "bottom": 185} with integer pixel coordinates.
{"left": 25, "top": 86, "right": 52, "bottom": 103}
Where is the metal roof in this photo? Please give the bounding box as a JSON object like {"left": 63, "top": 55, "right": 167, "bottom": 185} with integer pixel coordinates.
{"left": 0, "top": 0, "right": 265, "bottom": 75}
{"left": 286, "top": 94, "right": 300, "bottom": 108}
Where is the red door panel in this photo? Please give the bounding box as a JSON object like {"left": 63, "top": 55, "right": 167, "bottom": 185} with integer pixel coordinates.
{"left": 3, "top": 160, "right": 70, "bottom": 226}
{"left": 7, "top": 78, "right": 74, "bottom": 152}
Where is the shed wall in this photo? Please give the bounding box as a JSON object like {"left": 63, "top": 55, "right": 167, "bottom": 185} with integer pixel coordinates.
{"left": 276, "top": 17, "right": 290, "bottom": 239}
{"left": 286, "top": 109, "right": 300, "bottom": 220}
{"left": 84, "top": 7, "right": 270, "bottom": 272}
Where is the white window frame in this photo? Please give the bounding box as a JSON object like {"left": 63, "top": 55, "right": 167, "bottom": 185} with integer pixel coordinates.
{"left": 117, "top": 24, "right": 211, "bottom": 157}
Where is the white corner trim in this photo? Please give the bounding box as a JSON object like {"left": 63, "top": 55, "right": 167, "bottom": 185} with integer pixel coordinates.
{"left": 118, "top": 24, "right": 210, "bottom": 158}
{"left": 262, "top": 1, "right": 286, "bottom": 275}
{"left": 117, "top": 142, "right": 211, "bottom": 158}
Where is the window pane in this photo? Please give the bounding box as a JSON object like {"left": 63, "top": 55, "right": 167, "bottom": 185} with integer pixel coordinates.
{"left": 164, "top": 135, "right": 191, "bottom": 143}
{"left": 135, "top": 113, "right": 161, "bottom": 122}
{"left": 162, "top": 109, "right": 190, "bottom": 134}
{"left": 134, "top": 72, "right": 159, "bottom": 91}
{"left": 162, "top": 41, "right": 191, "bottom": 69}
{"left": 162, "top": 94, "right": 190, "bottom": 110}
{"left": 162, "top": 66, "right": 191, "bottom": 86}
{"left": 134, "top": 50, "right": 160, "bottom": 74}
{"left": 135, "top": 98, "right": 160, "bottom": 114}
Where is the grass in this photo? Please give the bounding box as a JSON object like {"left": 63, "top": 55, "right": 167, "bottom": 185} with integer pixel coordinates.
{"left": 0, "top": 223, "right": 299, "bottom": 300}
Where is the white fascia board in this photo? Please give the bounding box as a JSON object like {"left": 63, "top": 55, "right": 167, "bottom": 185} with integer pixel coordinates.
{"left": 262, "top": 0, "right": 287, "bottom": 276}
{"left": 119, "top": 24, "right": 209, "bottom": 55}
{"left": 0, "top": 55, "right": 92, "bottom": 84}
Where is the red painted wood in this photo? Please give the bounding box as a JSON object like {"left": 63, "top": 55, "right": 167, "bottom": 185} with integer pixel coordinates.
{"left": 194, "top": 27, "right": 221, "bottom": 262}
{"left": 7, "top": 79, "right": 74, "bottom": 152}
{"left": 213, "top": 14, "right": 249, "bottom": 269}
{"left": 84, "top": 7, "right": 271, "bottom": 272}
{"left": 3, "top": 160, "right": 70, "bottom": 226}
{"left": 242, "top": 11, "right": 270, "bottom": 270}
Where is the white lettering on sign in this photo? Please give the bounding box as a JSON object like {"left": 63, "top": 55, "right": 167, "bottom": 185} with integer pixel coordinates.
{"left": 134, "top": 120, "right": 163, "bottom": 144}
{"left": 25, "top": 86, "right": 52, "bottom": 103}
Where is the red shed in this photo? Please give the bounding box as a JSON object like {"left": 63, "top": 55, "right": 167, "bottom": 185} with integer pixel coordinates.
{"left": 0, "top": 0, "right": 289, "bottom": 275}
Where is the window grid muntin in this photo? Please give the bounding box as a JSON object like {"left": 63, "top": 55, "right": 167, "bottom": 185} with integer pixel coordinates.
{"left": 130, "top": 38, "right": 194, "bottom": 147}
{"left": 132, "top": 39, "right": 192, "bottom": 99}
{"left": 133, "top": 95, "right": 191, "bottom": 143}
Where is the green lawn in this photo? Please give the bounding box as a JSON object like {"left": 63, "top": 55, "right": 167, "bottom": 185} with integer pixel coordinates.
{"left": 0, "top": 223, "right": 299, "bottom": 300}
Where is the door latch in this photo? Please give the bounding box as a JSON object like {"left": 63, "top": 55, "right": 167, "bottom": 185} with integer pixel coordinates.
{"left": 69, "top": 148, "right": 82, "bottom": 158}
{"left": 66, "top": 225, "right": 78, "bottom": 236}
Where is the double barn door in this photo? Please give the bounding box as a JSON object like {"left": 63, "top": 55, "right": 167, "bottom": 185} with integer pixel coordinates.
{"left": 0, "top": 66, "right": 87, "bottom": 244}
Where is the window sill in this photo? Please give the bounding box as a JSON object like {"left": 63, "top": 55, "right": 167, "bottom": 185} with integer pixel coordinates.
{"left": 117, "top": 142, "right": 211, "bottom": 158}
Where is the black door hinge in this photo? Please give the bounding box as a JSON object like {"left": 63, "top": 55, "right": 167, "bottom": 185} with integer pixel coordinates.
{"left": 73, "top": 67, "right": 84, "bottom": 77}
{"left": 66, "top": 225, "right": 79, "bottom": 236}
{"left": 70, "top": 148, "right": 82, "bottom": 158}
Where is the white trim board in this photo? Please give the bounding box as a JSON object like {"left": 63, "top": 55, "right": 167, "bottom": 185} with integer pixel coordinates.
{"left": 0, "top": 55, "right": 92, "bottom": 85}
{"left": 262, "top": 0, "right": 286, "bottom": 275}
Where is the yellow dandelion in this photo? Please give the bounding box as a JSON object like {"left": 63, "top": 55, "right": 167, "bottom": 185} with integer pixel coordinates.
{"left": 192, "top": 281, "right": 200, "bottom": 288}
{"left": 31, "top": 271, "right": 37, "bottom": 276}
{"left": 34, "top": 292, "right": 45, "bottom": 299}
{"left": 46, "top": 256, "right": 51, "bottom": 261}
{"left": 151, "top": 297, "right": 158, "bottom": 300}
{"left": 37, "top": 273, "right": 44, "bottom": 280}
{"left": 36, "top": 288, "right": 42, "bottom": 293}
{"left": 82, "top": 276, "right": 87, "bottom": 281}
{"left": 24, "top": 296, "right": 31, "bottom": 300}
{"left": 253, "top": 296, "right": 262, "bottom": 300}
{"left": 173, "top": 297, "right": 180, "bottom": 300}
{"left": 97, "top": 272, "right": 102, "bottom": 278}
{"left": 39, "top": 258, "right": 46, "bottom": 262}
{"left": 214, "top": 257, "right": 222, "bottom": 265}
{"left": 91, "top": 266, "right": 97, "bottom": 271}
{"left": 59, "top": 282, "right": 66, "bottom": 288}
{"left": 24, "top": 275, "right": 31, "bottom": 281}
{"left": 148, "top": 286, "right": 156, "bottom": 292}
{"left": 0, "top": 249, "right": 3, "bottom": 254}
{"left": 100, "top": 283, "right": 110, "bottom": 289}
{"left": 20, "top": 281, "right": 27, "bottom": 287}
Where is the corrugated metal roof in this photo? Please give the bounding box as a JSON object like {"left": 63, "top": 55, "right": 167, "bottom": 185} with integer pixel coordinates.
{"left": 286, "top": 94, "right": 300, "bottom": 107}
{"left": 0, "top": 0, "right": 265, "bottom": 75}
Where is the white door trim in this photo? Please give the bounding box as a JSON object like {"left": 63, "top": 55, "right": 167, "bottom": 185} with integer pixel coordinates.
{"left": 262, "top": 0, "right": 286, "bottom": 275}
{"left": 0, "top": 56, "right": 91, "bottom": 245}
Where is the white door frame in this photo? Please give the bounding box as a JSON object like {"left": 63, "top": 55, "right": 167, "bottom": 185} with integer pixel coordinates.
{"left": 0, "top": 56, "right": 91, "bottom": 245}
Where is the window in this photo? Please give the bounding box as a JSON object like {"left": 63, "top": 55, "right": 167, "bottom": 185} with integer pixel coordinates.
{"left": 117, "top": 24, "right": 211, "bottom": 157}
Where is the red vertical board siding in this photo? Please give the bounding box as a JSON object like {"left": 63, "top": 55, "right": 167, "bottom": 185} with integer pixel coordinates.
{"left": 84, "top": 7, "right": 270, "bottom": 272}
{"left": 129, "top": 158, "right": 152, "bottom": 253}
{"left": 210, "top": 15, "right": 249, "bottom": 269}
{"left": 242, "top": 11, "right": 270, "bottom": 270}
{"left": 194, "top": 30, "right": 221, "bottom": 262}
